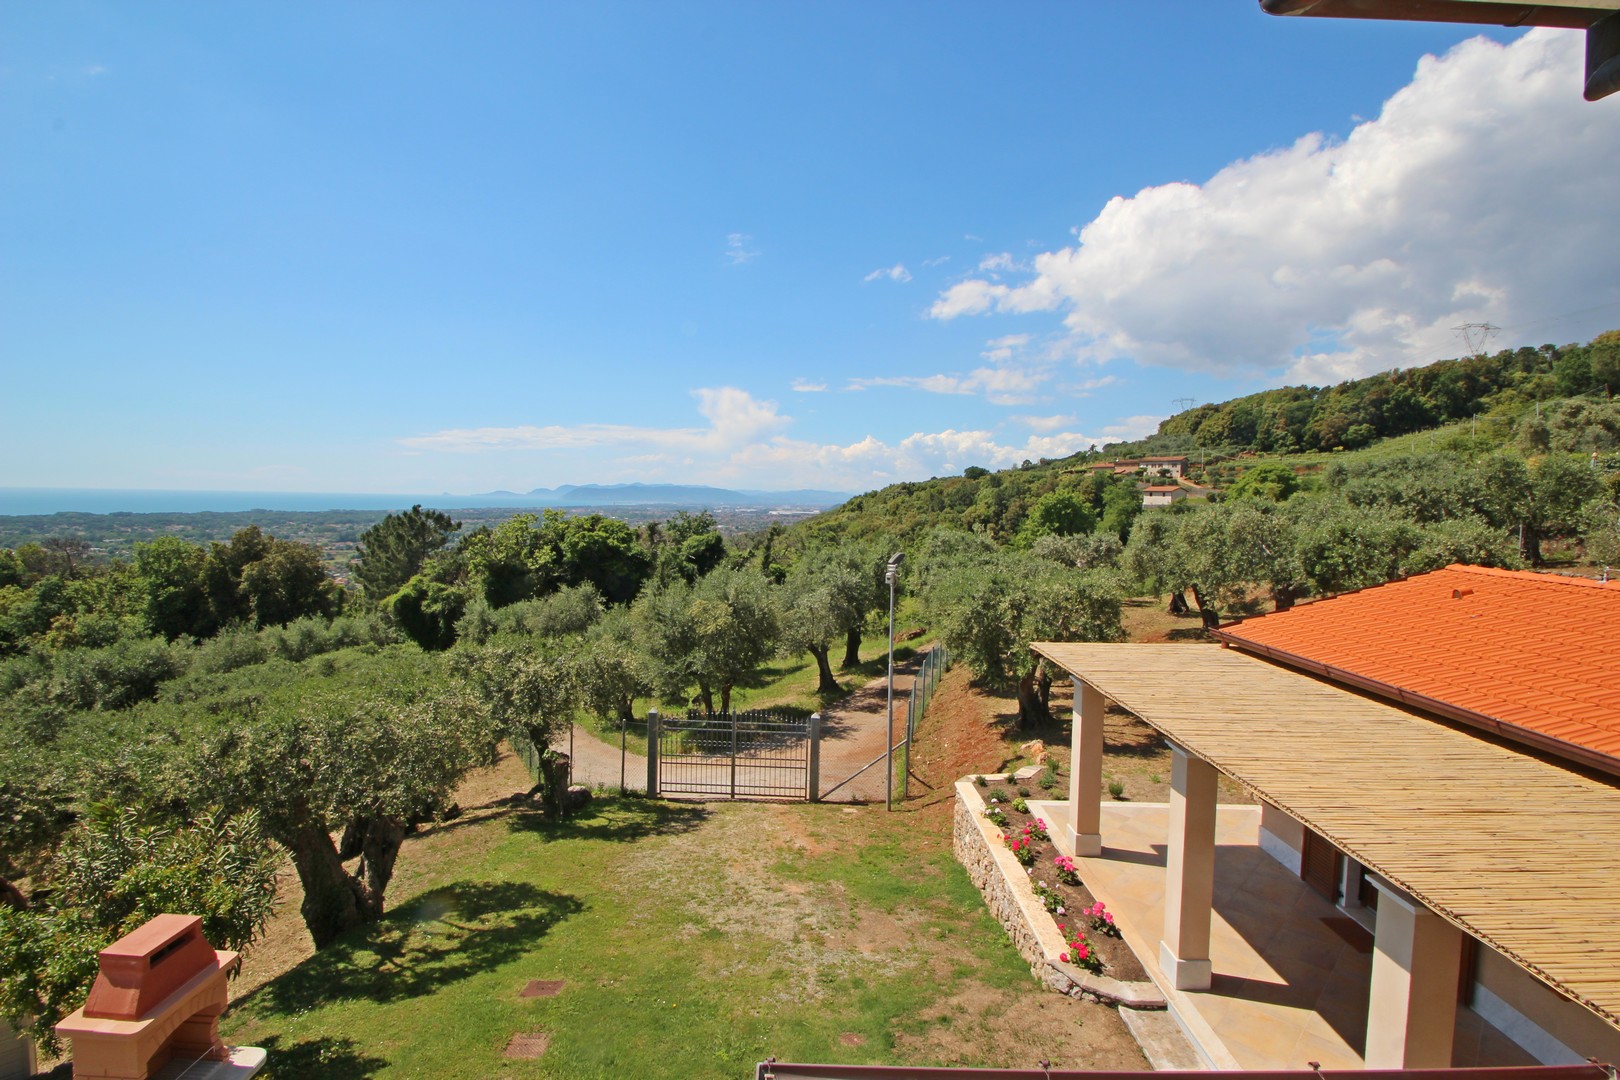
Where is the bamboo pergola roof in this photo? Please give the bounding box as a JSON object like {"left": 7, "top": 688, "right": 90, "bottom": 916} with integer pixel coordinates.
{"left": 1032, "top": 641, "right": 1620, "bottom": 1031}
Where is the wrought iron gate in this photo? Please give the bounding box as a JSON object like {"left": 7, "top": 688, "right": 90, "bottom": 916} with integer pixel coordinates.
{"left": 652, "top": 709, "right": 818, "bottom": 800}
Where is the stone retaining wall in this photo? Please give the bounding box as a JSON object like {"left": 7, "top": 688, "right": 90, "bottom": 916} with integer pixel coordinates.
{"left": 953, "top": 777, "right": 1164, "bottom": 1010}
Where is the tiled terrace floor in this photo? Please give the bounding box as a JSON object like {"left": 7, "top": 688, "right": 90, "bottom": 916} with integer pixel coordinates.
{"left": 1028, "top": 800, "right": 1534, "bottom": 1070}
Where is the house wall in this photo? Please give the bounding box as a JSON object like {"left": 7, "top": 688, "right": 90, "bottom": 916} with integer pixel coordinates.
{"left": 1470, "top": 944, "right": 1620, "bottom": 1065}
{"left": 0, "top": 1018, "right": 36, "bottom": 1080}
{"left": 1258, "top": 799, "right": 1303, "bottom": 875}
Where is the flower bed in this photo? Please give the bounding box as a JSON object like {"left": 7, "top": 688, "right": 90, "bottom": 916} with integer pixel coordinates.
{"left": 953, "top": 774, "right": 1162, "bottom": 1009}
{"left": 974, "top": 775, "right": 1148, "bottom": 982}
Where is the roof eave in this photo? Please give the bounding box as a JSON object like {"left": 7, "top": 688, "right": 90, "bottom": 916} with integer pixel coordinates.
{"left": 1258, "top": 0, "right": 1614, "bottom": 30}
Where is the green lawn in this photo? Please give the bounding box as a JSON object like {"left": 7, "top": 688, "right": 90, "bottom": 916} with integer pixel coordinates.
{"left": 221, "top": 791, "right": 1102, "bottom": 1080}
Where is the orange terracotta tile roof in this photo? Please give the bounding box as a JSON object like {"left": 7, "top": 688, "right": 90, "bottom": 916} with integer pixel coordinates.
{"left": 1214, "top": 565, "right": 1620, "bottom": 772}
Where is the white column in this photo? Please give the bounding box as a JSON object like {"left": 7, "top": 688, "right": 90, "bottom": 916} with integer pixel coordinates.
{"left": 1365, "top": 879, "right": 1462, "bottom": 1069}
{"left": 1159, "top": 743, "right": 1216, "bottom": 991}
{"left": 1068, "top": 678, "right": 1104, "bottom": 857}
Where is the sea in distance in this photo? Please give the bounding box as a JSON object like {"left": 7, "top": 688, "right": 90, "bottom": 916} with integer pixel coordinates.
{"left": 0, "top": 488, "right": 551, "bottom": 516}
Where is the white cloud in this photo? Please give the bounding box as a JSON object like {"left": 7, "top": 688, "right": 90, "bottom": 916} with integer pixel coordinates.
{"left": 400, "top": 386, "right": 787, "bottom": 454}
{"left": 863, "top": 263, "right": 912, "bottom": 283}
{"left": 725, "top": 233, "right": 758, "bottom": 265}
{"left": 980, "top": 333, "right": 1032, "bottom": 362}
{"left": 845, "top": 364, "right": 1048, "bottom": 405}
{"left": 398, "top": 388, "right": 1159, "bottom": 492}
{"left": 930, "top": 279, "right": 1013, "bottom": 320}
{"left": 923, "top": 255, "right": 951, "bottom": 268}
{"left": 1014, "top": 414, "right": 1076, "bottom": 433}
{"left": 977, "top": 252, "right": 1019, "bottom": 273}
{"left": 731, "top": 427, "right": 1108, "bottom": 488}
{"left": 791, "top": 378, "right": 828, "bottom": 392}
{"left": 929, "top": 30, "right": 1618, "bottom": 381}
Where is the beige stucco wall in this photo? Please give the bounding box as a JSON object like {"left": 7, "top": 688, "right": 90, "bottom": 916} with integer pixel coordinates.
{"left": 1471, "top": 944, "right": 1620, "bottom": 1064}
{"left": 0, "top": 1018, "right": 36, "bottom": 1080}
{"left": 1257, "top": 799, "right": 1304, "bottom": 875}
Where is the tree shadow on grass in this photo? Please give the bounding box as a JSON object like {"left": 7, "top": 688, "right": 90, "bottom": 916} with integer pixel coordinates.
{"left": 505, "top": 794, "right": 710, "bottom": 843}
{"left": 235, "top": 880, "right": 582, "bottom": 1017}
{"left": 255, "top": 1034, "right": 388, "bottom": 1079}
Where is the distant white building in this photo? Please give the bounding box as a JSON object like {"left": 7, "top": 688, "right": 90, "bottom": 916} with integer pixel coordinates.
{"left": 1141, "top": 485, "right": 1187, "bottom": 508}
{"left": 1141, "top": 455, "right": 1189, "bottom": 479}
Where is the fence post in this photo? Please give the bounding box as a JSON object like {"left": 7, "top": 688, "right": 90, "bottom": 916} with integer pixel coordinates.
{"left": 646, "top": 709, "right": 660, "bottom": 796}
{"left": 807, "top": 713, "right": 822, "bottom": 803}
{"left": 730, "top": 711, "right": 739, "bottom": 800}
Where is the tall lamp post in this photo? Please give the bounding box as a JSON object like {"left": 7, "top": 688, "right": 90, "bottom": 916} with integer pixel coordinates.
{"left": 884, "top": 552, "right": 904, "bottom": 811}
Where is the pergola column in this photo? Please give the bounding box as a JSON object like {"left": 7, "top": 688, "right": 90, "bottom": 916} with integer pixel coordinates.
{"left": 1160, "top": 743, "right": 1216, "bottom": 991}
{"left": 1365, "top": 879, "right": 1462, "bottom": 1069}
{"left": 1068, "top": 678, "right": 1104, "bottom": 856}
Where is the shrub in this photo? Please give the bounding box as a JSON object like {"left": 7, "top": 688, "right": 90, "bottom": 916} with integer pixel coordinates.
{"left": 44, "top": 638, "right": 188, "bottom": 711}
{"left": 191, "top": 625, "right": 269, "bottom": 674}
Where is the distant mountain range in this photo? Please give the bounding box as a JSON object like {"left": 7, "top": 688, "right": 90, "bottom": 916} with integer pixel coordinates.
{"left": 0, "top": 483, "right": 853, "bottom": 517}
{"left": 472, "top": 483, "right": 852, "bottom": 508}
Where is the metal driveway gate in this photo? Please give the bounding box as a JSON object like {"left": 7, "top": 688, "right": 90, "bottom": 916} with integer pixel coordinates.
{"left": 650, "top": 709, "right": 819, "bottom": 800}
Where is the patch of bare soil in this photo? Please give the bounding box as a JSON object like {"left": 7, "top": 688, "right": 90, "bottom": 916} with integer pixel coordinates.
{"left": 901, "top": 660, "right": 1248, "bottom": 816}
{"left": 902, "top": 667, "right": 1032, "bottom": 808}
{"left": 1122, "top": 596, "right": 1211, "bottom": 644}
{"left": 618, "top": 801, "right": 1145, "bottom": 1072}
{"left": 894, "top": 982, "right": 1144, "bottom": 1072}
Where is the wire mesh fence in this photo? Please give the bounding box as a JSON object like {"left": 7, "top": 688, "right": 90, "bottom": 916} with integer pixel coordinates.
{"left": 897, "top": 643, "right": 949, "bottom": 803}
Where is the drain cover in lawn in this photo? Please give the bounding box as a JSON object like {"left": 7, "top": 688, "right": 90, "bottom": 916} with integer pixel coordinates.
{"left": 520, "top": 979, "right": 566, "bottom": 998}
{"left": 504, "top": 1032, "right": 551, "bottom": 1059}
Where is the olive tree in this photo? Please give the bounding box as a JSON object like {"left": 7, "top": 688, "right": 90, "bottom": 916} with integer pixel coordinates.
{"left": 632, "top": 566, "right": 779, "bottom": 714}
{"left": 453, "top": 640, "right": 585, "bottom": 816}
{"left": 924, "top": 551, "right": 1123, "bottom": 728}
{"left": 194, "top": 687, "right": 491, "bottom": 949}
{"left": 780, "top": 551, "right": 870, "bottom": 694}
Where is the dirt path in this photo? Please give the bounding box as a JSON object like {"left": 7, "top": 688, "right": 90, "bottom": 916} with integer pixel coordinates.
{"left": 814, "top": 650, "right": 927, "bottom": 802}
{"left": 555, "top": 722, "right": 648, "bottom": 791}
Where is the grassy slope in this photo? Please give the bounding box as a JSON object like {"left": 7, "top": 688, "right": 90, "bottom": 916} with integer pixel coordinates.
{"left": 222, "top": 791, "right": 1141, "bottom": 1079}
{"left": 214, "top": 602, "right": 1142, "bottom": 1080}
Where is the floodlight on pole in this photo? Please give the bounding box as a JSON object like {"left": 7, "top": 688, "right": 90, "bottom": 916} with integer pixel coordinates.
{"left": 885, "top": 553, "right": 904, "bottom": 812}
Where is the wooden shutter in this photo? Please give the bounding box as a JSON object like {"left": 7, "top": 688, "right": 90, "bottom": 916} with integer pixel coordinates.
{"left": 1301, "top": 827, "right": 1342, "bottom": 903}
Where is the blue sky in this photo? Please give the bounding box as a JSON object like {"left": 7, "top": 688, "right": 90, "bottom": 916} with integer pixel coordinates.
{"left": 3, "top": 3, "right": 1616, "bottom": 498}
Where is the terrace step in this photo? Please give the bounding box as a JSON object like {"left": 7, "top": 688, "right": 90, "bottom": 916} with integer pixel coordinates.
{"left": 1119, "top": 1006, "right": 1204, "bottom": 1071}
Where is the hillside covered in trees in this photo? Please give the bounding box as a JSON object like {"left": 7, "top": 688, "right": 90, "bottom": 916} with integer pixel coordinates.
{"left": 3, "top": 333, "right": 1620, "bottom": 1055}
{"left": 1149, "top": 330, "right": 1619, "bottom": 455}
